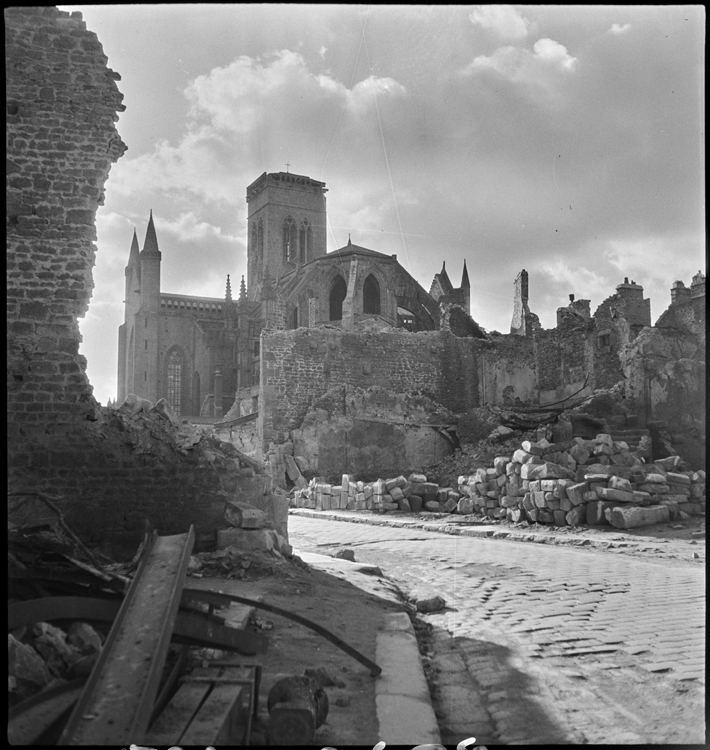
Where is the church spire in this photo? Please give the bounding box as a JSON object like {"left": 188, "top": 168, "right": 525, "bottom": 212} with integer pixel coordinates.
{"left": 128, "top": 228, "right": 140, "bottom": 265}
{"left": 142, "top": 209, "right": 160, "bottom": 256}
{"left": 127, "top": 228, "right": 141, "bottom": 281}
{"left": 239, "top": 275, "right": 247, "bottom": 301}
{"left": 225, "top": 274, "right": 232, "bottom": 302}
{"left": 460, "top": 259, "right": 470, "bottom": 289}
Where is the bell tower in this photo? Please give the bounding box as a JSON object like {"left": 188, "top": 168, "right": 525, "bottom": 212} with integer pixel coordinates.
{"left": 245, "top": 170, "right": 327, "bottom": 299}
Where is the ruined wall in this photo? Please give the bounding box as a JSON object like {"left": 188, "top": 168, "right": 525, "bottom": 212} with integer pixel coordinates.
{"left": 621, "top": 327, "right": 705, "bottom": 468}
{"left": 7, "top": 6, "right": 127, "bottom": 472}
{"left": 292, "top": 385, "right": 456, "bottom": 480}
{"left": 259, "top": 328, "right": 453, "bottom": 445}
{"left": 535, "top": 321, "right": 595, "bottom": 404}
{"left": 259, "top": 327, "right": 543, "bottom": 450}
{"left": 478, "top": 335, "right": 537, "bottom": 406}
{"left": 6, "top": 7, "right": 280, "bottom": 557}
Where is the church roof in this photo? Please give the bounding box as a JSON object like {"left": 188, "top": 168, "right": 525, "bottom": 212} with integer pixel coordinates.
{"left": 433, "top": 261, "right": 454, "bottom": 295}
{"left": 328, "top": 240, "right": 394, "bottom": 260}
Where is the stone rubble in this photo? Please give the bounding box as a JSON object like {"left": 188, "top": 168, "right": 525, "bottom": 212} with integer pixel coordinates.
{"left": 291, "top": 434, "right": 705, "bottom": 530}
{"left": 8, "top": 621, "right": 104, "bottom": 704}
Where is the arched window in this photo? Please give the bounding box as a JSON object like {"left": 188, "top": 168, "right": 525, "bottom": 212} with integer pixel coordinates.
{"left": 257, "top": 219, "right": 264, "bottom": 253}
{"left": 299, "top": 219, "right": 312, "bottom": 264}
{"left": 363, "top": 274, "right": 381, "bottom": 315}
{"left": 166, "top": 348, "right": 184, "bottom": 416}
{"left": 329, "top": 276, "right": 347, "bottom": 321}
{"left": 192, "top": 371, "right": 201, "bottom": 416}
{"left": 282, "top": 216, "right": 297, "bottom": 261}
{"left": 290, "top": 306, "right": 299, "bottom": 329}
{"left": 256, "top": 219, "right": 264, "bottom": 277}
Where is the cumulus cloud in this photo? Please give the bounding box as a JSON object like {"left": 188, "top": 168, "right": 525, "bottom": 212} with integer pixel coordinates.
{"left": 463, "top": 37, "right": 576, "bottom": 89}
{"left": 533, "top": 38, "right": 577, "bottom": 70}
{"left": 108, "top": 50, "right": 407, "bottom": 207}
{"left": 609, "top": 23, "right": 631, "bottom": 34}
{"left": 469, "top": 4, "right": 530, "bottom": 40}
{"left": 154, "top": 212, "right": 239, "bottom": 243}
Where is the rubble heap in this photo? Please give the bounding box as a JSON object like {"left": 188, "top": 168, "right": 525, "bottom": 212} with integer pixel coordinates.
{"left": 292, "top": 433, "right": 706, "bottom": 529}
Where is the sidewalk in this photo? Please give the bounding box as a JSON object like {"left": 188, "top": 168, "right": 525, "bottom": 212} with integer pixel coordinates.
{"left": 186, "top": 544, "right": 441, "bottom": 745}
{"left": 289, "top": 508, "right": 705, "bottom": 562}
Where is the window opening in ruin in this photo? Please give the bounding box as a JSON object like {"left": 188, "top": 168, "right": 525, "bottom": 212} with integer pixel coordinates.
{"left": 397, "top": 306, "right": 416, "bottom": 332}
{"left": 291, "top": 306, "right": 298, "bottom": 329}
{"left": 329, "top": 276, "right": 347, "bottom": 321}
{"left": 363, "top": 274, "right": 381, "bottom": 314}
{"left": 299, "top": 219, "right": 312, "bottom": 264}
{"left": 167, "top": 349, "right": 183, "bottom": 416}
{"left": 283, "top": 216, "right": 296, "bottom": 261}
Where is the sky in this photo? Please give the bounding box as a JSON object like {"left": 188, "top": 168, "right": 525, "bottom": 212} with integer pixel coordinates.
{"left": 57, "top": 4, "right": 705, "bottom": 405}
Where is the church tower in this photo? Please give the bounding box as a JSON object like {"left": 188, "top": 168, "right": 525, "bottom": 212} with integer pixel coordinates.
{"left": 245, "top": 171, "right": 327, "bottom": 300}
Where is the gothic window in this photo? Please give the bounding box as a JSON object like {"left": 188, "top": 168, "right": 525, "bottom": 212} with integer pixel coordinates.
{"left": 250, "top": 224, "right": 257, "bottom": 270}
{"left": 282, "top": 216, "right": 297, "bottom": 262}
{"left": 299, "top": 219, "right": 312, "bottom": 264}
{"left": 166, "top": 348, "right": 184, "bottom": 416}
{"left": 329, "top": 275, "right": 347, "bottom": 321}
{"left": 257, "top": 219, "right": 264, "bottom": 253}
{"left": 363, "top": 274, "right": 381, "bottom": 315}
{"left": 290, "top": 306, "right": 299, "bottom": 329}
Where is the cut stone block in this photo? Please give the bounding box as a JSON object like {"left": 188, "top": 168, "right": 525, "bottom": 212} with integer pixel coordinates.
{"left": 608, "top": 476, "right": 632, "bottom": 492}
{"left": 607, "top": 504, "right": 670, "bottom": 529}
{"left": 597, "top": 487, "right": 637, "bottom": 503}
{"left": 457, "top": 496, "right": 474, "bottom": 514}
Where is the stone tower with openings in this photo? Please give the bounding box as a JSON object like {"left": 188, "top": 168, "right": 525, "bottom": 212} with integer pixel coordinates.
{"left": 245, "top": 171, "right": 328, "bottom": 301}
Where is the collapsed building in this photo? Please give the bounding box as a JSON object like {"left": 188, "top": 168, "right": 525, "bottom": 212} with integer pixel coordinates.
{"left": 7, "top": 7, "right": 706, "bottom": 559}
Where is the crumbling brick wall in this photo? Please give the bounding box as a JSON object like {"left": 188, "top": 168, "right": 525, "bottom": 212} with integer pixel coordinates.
{"left": 6, "top": 7, "right": 278, "bottom": 557}
{"left": 7, "top": 6, "right": 127, "bottom": 474}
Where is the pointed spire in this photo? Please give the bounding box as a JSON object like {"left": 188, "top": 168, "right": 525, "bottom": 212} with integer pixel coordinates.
{"left": 225, "top": 274, "right": 232, "bottom": 302}
{"left": 347, "top": 234, "right": 352, "bottom": 247}
{"left": 441, "top": 261, "right": 446, "bottom": 273}
{"left": 239, "top": 275, "right": 247, "bottom": 301}
{"left": 129, "top": 228, "right": 140, "bottom": 264}
{"left": 460, "top": 259, "right": 470, "bottom": 289}
{"left": 142, "top": 209, "right": 160, "bottom": 256}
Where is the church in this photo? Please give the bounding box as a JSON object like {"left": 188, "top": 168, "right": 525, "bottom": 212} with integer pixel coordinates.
{"left": 117, "top": 170, "right": 474, "bottom": 418}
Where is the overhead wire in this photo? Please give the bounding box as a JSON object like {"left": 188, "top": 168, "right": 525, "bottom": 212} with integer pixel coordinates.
{"left": 321, "top": 6, "right": 372, "bottom": 254}
{"left": 362, "top": 23, "right": 411, "bottom": 273}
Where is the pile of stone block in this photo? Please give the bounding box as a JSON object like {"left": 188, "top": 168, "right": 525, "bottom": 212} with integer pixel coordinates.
{"left": 292, "top": 433, "right": 705, "bottom": 530}
{"left": 292, "top": 472, "right": 461, "bottom": 513}
{"left": 457, "top": 435, "right": 706, "bottom": 528}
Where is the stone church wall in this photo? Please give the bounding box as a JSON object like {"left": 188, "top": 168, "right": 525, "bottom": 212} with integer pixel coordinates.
{"left": 6, "top": 7, "right": 281, "bottom": 558}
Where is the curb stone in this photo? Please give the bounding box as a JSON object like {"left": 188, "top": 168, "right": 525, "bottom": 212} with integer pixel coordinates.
{"left": 375, "top": 612, "right": 441, "bottom": 745}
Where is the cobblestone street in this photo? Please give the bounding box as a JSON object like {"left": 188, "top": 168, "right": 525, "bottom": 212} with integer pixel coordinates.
{"left": 289, "top": 514, "right": 705, "bottom": 745}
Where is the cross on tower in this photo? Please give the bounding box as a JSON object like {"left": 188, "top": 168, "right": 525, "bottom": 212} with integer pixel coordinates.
{"left": 285, "top": 162, "right": 290, "bottom": 173}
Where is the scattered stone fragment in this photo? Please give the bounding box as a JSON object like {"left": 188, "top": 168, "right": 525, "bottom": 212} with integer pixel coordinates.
{"left": 304, "top": 666, "right": 336, "bottom": 687}
{"left": 415, "top": 595, "right": 446, "bottom": 613}
{"left": 334, "top": 548, "right": 356, "bottom": 562}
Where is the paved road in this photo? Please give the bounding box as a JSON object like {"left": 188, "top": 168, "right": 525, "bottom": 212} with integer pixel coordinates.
{"left": 288, "top": 515, "right": 705, "bottom": 745}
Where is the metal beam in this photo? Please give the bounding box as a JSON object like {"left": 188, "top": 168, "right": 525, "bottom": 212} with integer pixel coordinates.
{"left": 57, "top": 527, "right": 195, "bottom": 745}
